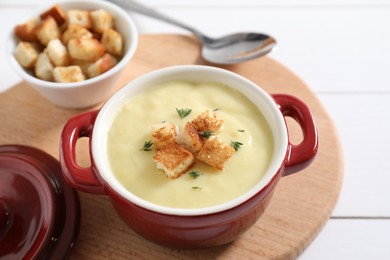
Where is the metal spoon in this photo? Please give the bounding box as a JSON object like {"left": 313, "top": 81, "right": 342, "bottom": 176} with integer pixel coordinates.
{"left": 109, "top": 0, "right": 277, "bottom": 64}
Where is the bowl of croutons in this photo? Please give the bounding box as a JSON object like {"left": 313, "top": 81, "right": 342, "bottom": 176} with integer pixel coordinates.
{"left": 60, "top": 65, "right": 319, "bottom": 248}
{"left": 7, "top": 0, "right": 138, "bottom": 109}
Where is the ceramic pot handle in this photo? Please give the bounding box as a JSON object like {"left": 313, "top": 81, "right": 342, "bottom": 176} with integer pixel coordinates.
{"left": 60, "top": 110, "right": 105, "bottom": 195}
{"left": 272, "top": 94, "right": 319, "bottom": 176}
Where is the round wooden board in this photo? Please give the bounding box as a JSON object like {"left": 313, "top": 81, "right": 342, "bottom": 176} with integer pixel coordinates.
{"left": 0, "top": 34, "right": 343, "bottom": 259}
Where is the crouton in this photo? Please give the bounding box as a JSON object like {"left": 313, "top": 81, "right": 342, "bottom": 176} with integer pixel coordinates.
{"left": 68, "top": 38, "right": 105, "bottom": 62}
{"left": 87, "top": 53, "right": 118, "bottom": 78}
{"left": 45, "top": 39, "right": 70, "bottom": 66}
{"left": 34, "top": 52, "right": 54, "bottom": 81}
{"left": 91, "top": 31, "right": 102, "bottom": 41}
{"left": 14, "top": 17, "right": 39, "bottom": 41}
{"left": 34, "top": 16, "right": 60, "bottom": 46}
{"left": 13, "top": 41, "right": 39, "bottom": 68}
{"left": 72, "top": 59, "right": 93, "bottom": 76}
{"left": 175, "top": 122, "right": 203, "bottom": 153}
{"left": 153, "top": 143, "right": 194, "bottom": 179}
{"left": 90, "top": 9, "right": 114, "bottom": 34}
{"left": 151, "top": 122, "right": 178, "bottom": 150}
{"left": 196, "top": 136, "right": 234, "bottom": 170}
{"left": 101, "top": 28, "right": 123, "bottom": 57}
{"left": 40, "top": 4, "right": 67, "bottom": 26}
{"left": 61, "top": 24, "right": 93, "bottom": 45}
{"left": 67, "top": 9, "right": 92, "bottom": 29}
{"left": 192, "top": 109, "right": 224, "bottom": 133}
{"left": 53, "top": 65, "right": 85, "bottom": 83}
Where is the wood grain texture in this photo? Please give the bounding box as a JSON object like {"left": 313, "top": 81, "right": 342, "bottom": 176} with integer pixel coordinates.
{"left": 0, "top": 34, "right": 343, "bottom": 259}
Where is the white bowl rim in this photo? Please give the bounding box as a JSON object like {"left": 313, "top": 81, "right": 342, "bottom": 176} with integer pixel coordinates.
{"left": 6, "top": 0, "right": 138, "bottom": 89}
{"left": 92, "top": 65, "right": 289, "bottom": 216}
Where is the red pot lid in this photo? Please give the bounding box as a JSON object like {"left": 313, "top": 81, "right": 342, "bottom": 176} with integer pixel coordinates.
{"left": 0, "top": 145, "right": 80, "bottom": 259}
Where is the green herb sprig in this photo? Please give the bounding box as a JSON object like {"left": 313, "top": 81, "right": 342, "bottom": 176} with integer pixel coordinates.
{"left": 139, "top": 140, "right": 153, "bottom": 151}
{"left": 199, "top": 130, "right": 214, "bottom": 139}
{"left": 230, "top": 141, "right": 243, "bottom": 151}
{"left": 192, "top": 186, "right": 202, "bottom": 190}
{"left": 176, "top": 108, "right": 192, "bottom": 119}
{"left": 189, "top": 170, "right": 201, "bottom": 179}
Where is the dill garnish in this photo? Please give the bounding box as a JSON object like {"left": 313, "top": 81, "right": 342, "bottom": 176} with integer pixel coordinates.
{"left": 189, "top": 170, "right": 201, "bottom": 179}
{"left": 176, "top": 108, "right": 192, "bottom": 119}
{"left": 230, "top": 141, "right": 243, "bottom": 151}
{"left": 199, "top": 130, "right": 214, "bottom": 139}
{"left": 192, "top": 186, "right": 202, "bottom": 190}
{"left": 238, "top": 129, "right": 245, "bottom": 132}
{"left": 139, "top": 140, "right": 153, "bottom": 151}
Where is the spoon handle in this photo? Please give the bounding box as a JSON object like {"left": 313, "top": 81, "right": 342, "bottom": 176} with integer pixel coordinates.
{"left": 109, "top": 0, "right": 204, "bottom": 38}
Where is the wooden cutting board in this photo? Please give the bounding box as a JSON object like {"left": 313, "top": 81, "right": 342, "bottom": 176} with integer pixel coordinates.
{"left": 0, "top": 34, "right": 343, "bottom": 259}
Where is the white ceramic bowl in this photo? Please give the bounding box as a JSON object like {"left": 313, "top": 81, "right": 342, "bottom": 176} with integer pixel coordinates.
{"left": 6, "top": 0, "right": 138, "bottom": 109}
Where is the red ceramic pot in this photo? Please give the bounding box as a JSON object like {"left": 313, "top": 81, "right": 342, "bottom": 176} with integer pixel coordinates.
{"left": 60, "top": 65, "right": 318, "bottom": 249}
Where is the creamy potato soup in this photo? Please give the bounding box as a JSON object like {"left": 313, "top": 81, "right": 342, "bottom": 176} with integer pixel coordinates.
{"left": 107, "top": 81, "right": 273, "bottom": 209}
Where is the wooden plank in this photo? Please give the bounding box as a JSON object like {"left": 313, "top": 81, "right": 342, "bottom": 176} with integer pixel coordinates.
{"left": 317, "top": 93, "right": 390, "bottom": 216}
{"left": 0, "top": 34, "right": 343, "bottom": 259}
{"left": 2, "top": 0, "right": 390, "bottom": 7}
{"left": 300, "top": 219, "right": 390, "bottom": 259}
{"left": 127, "top": 8, "right": 390, "bottom": 93}
{"left": 2, "top": 6, "right": 390, "bottom": 92}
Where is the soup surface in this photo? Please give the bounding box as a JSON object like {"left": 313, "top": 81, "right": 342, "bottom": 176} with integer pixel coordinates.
{"left": 107, "top": 81, "right": 273, "bottom": 208}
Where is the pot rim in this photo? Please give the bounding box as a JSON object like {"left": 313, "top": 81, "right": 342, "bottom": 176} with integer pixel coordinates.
{"left": 92, "top": 65, "right": 288, "bottom": 216}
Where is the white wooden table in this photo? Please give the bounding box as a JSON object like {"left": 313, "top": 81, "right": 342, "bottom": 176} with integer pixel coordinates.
{"left": 1, "top": 0, "right": 389, "bottom": 259}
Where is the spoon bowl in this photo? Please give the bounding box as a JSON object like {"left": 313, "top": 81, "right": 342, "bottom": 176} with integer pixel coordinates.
{"left": 201, "top": 33, "right": 276, "bottom": 64}
{"left": 110, "top": 0, "right": 276, "bottom": 64}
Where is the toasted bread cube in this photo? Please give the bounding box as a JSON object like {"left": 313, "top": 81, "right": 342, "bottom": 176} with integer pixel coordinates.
{"left": 196, "top": 137, "right": 234, "bottom": 170}
{"left": 34, "top": 16, "right": 61, "bottom": 46}
{"left": 14, "top": 17, "right": 39, "bottom": 41}
{"left": 34, "top": 52, "right": 54, "bottom": 81}
{"left": 45, "top": 39, "right": 70, "bottom": 66}
{"left": 153, "top": 143, "right": 194, "bottom": 179}
{"left": 68, "top": 38, "right": 105, "bottom": 62}
{"left": 13, "top": 41, "right": 39, "bottom": 68}
{"left": 34, "top": 16, "right": 60, "bottom": 46}
{"left": 192, "top": 109, "right": 224, "bottom": 133}
{"left": 87, "top": 53, "right": 118, "bottom": 78}
{"left": 62, "top": 24, "right": 93, "bottom": 45}
{"left": 91, "top": 9, "right": 114, "bottom": 34}
{"left": 53, "top": 65, "right": 85, "bottom": 83}
{"left": 175, "top": 122, "right": 203, "bottom": 153}
{"left": 101, "top": 28, "right": 123, "bottom": 57}
{"left": 91, "top": 31, "right": 102, "bottom": 41}
{"left": 67, "top": 9, "right": 92, "bottom": 29}
{"left": 72, "top": 59, "right": 93, "bottom": 75}
{"left": 40, "top": 4, "right": 67, "bottom": 26}
{"left": 151, "top": 122, "right": 178, "bottom": 150}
